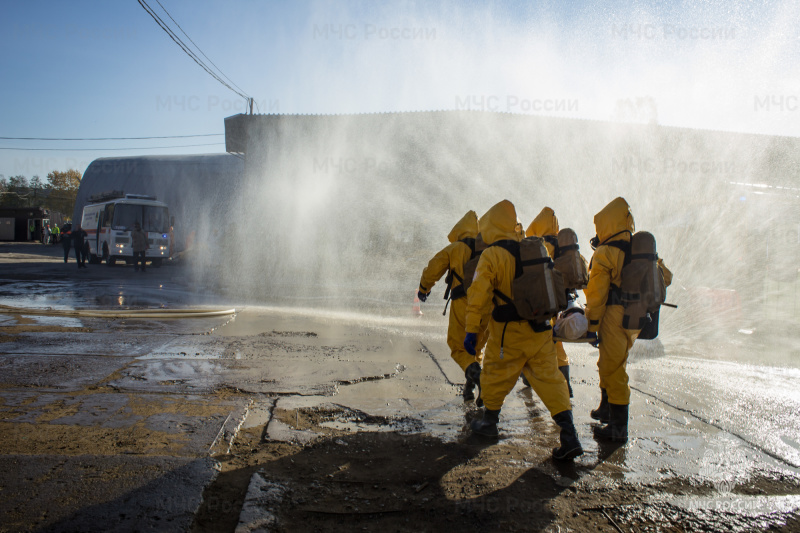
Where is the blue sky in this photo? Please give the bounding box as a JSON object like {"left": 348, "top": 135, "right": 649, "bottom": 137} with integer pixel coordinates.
{"left": 1, "top": 0, "right": 798, "bottom": 178}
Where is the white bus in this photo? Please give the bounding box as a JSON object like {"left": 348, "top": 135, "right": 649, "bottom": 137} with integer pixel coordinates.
{"left": 81, "top": 191, "right": 172, "bottom": 266}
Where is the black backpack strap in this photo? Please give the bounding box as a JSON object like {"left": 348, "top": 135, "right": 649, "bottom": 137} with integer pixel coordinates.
{"left": 489, "top": 240, "right": 522, "bottom": 278}
{"left": 558, "top": 243, "right": 579, "bottom": 254}
{"left": 443, "top": 239, "right": 475, "bottom": 302}
{"left": 543, "top": 235, "right": 559, "bottom": 257}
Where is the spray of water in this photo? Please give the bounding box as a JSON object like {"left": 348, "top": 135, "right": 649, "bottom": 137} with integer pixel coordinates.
{"left": 186, "top": 2, "right": 800, "bottom": 352}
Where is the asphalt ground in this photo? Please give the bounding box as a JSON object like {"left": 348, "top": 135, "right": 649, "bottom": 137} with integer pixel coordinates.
{"left": 0, "top": 242, "right": 799, "bottom": 532}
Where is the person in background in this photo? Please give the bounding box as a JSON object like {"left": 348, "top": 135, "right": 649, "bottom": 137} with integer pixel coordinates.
{"left": 52, "top": 225, "right": 60, "bottom": 244}
{"left": 44, "top": 224, "right": 51, "bottom": 245}
{"left": 417, "top": 211, "right": 489, "bottom": 403}
{"left": 131, "top": 222, "right": 148, "bottom": 272}
{"left": 61, "top": 229, "right": 71, "bottom": 263}
{"left": 525, "top": 207, "right": 575, "bottom": 397}
{"left": 72, "top": 225, "right": 87, "bottom": 269}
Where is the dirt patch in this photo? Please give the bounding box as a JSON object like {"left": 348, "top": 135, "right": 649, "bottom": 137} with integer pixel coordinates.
{"left": 259, "top": 331, "right": 318, "bottom": 338}
{"left": 273, "top": 404, "right": 424, "bottom": 436}
{"left": 0, "top": 420, "right": 193, "bottom": 456}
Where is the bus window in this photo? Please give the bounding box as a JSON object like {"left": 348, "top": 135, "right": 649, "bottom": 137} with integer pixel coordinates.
{"left": 144, "top": 206, "right": 169, "bottom": 233}
{"left": 103, "top": 204, "right": 114, "bottom": 227}
{"left": 113, "top": 204, "right": 141, "bottom": 230}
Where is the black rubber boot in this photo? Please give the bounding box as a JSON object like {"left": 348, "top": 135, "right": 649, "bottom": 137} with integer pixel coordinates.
{"left": 470, "top": 408, "right": 500, "bottom": 437}
{"left": 559, "top": 365, "right": 573, "bottom": 398}
{"left": 593, "top": 403, "right": 629, "bottom": 442}
{"left": 462, "top": 377, "right": 476, "bottom": 401}
{"left": 590, "top": 388, "right": 609, "bottom": 423}
{"left": 520, "top": 373, "right": 530, "bottom": 388}
{"left": 552, "top": 410, "right": 584, "bottom": 461}
{"left": 464, "top": 362, "right": 482, "bottom": 406}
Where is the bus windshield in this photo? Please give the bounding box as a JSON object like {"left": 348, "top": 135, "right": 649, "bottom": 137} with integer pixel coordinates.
{"left": 112, "top": 204, "right": 170, "bottom": 233}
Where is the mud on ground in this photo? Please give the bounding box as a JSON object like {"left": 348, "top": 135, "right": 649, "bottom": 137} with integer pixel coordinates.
{"left": 196, "top": 404, "right": 800, "bottom": 533}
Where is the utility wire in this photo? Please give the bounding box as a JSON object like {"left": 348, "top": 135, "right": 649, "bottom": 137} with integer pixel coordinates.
{"left": 0, "top": 134, "right": 223, "bottom": 141}
{"left": 152, "top": 0, "right": 250, "bottom": 99}
{"left": 0, "top": 142, "right": 224, "bottom": 151}
{"left": 137, "top": 0, "right": 249, "bottom": 102}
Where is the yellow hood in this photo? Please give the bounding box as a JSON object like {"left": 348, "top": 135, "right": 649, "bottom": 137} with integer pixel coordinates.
{"left": 526, "top": 207, "right": 559, "bottom": 238}
{"left": 594, "top": 197, "right": 635, "bottom": 243}
{"left": 447, "top": 210, "right": 479, "bottom": 243}
{"left": 479, "top": 200, "right": 519, "bottom": 245}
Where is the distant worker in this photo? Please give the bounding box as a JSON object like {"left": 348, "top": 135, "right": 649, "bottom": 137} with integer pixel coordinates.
{"left": 44, "top": 224, "right": 51, "bottom": 245}
{"left": 131, "top": 222, "right": 148, "bottom": 272}
{"left": 29, "top": 222, "right": 35, "bottom": 241}
{"left": 72, "top": 225, "right": 87, "bottom": 269}
{"left": 464, "top": 200, "right": 583, "bottom": 461}
{"left": 61, "top": 229, "right": 71, "bottom": 263}
{"left": 418, "top": 211, "right": 489, "bottom": 402}
{"left": 584, "top": 197, "right": 672, "bottom": 442}
{"left": 525, "top": 207, "right": 573, "bottom": 396}
{"left": 52, "top": 225, "right": 60, "bottom": 244}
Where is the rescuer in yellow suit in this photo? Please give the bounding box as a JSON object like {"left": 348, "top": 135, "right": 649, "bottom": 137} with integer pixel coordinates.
{"left": 525, "top": 206, "right": 574, "bottom": 397}
{"left": 463, "top": 200, "right": 582, "bottom": 461}
{"left": 585, "top": 197, "right": 674, "bottom": 441}
{"left": 418, "top": 211, "right": 489, "bottom": 402}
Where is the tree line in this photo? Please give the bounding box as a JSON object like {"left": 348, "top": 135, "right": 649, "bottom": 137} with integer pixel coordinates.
{"left": 0, "top": 169, "right": 81, "bottom": 218}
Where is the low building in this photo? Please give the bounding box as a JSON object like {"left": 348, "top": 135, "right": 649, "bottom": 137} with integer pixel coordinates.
{"left": 0, "top": 206, "right": 50, "bottom": 242}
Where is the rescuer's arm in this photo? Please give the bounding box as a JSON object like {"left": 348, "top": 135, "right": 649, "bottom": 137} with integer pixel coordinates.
{"left": 419, "top": 244, "right": 453, "bottom": 296}
{"left": 465, "top": 250, "right": 497, "bottom": 333}
{"left": 583, "top": 247, "right": 614, "bottom": 333}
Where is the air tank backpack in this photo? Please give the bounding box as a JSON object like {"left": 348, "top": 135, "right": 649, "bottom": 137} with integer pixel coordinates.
{"left": 442, "top": 236, "right": 480, "bottom": 314}
{"left": 606, "top": 231, "right": 666, "bottom": 338}
{"left": 553, "top": 228, "right": 589, "bottom": 290}
{"left": 455, "top": 233, "right": 487, "bottom": 297}
{"left": 490, "top": 237, "right": 568, "bottom": 325}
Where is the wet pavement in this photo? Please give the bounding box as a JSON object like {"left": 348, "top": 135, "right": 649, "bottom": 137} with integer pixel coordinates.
{"left": 1, "top": 243, "right": 799, "bottom": 531}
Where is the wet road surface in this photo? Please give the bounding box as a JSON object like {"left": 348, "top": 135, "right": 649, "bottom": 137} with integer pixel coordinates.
{"left": 0, "top": 243, "right": 798, "bottom": 532}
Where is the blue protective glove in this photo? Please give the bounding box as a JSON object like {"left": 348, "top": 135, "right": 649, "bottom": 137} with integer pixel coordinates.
{"left": 417, "top": 290, "right": 428, "bottom": 302}
{"left": 464, "top": 332, "right": 478, "bottom": 356}
{"left": 586, "top": 331, "right": 599, "bottom": 348}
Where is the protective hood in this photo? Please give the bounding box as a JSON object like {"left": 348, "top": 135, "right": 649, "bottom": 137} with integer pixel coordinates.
{"left": 479, "top": 200, "right": 519, "bottom": 245}
{"left": 526, "top": 207, "right": 559, "bottom": 238}
{"left": 447, "top": 210, "right": 479, "bottom": 243}
{"left": 594, "top": 197, "right": 635, "bottom": 243}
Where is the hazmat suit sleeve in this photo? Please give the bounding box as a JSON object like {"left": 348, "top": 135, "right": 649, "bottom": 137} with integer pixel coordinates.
{"left": 465, "top": 250, "right": 499, "bottom": 333}
{"left": 658, "top": 258, "right": 673, "bottom": 288}
{"left": 419, "top": 243, "right": 455, "bottom": 294}
{"left": 583, "top": 247, "right": 617, "bottom": 332}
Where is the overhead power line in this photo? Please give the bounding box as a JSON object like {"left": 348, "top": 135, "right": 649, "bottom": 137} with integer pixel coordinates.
{"left": 152, "top": 0, "right": 250, "bottom": 99}
{"left": 0, "top": 134, "right": 223, "bottom": 141}
{"left": 0, "top": 142, "right": 224, "bottom": 151}
{"left": 137, "top": 0, "right": 251, "bottom": 104}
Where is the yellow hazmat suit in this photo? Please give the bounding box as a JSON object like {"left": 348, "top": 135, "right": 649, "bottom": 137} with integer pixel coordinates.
{"left": 419, "top": 211, "right": 489, "bottom": 372}
{"left": 584, "top": 198, "right": 638, "bottom": 405}
{"left": 525, "top": 207, "right": 569, "bottom": 368}
{"left": 465, "top": 201, "right": 571, "bottom": 416}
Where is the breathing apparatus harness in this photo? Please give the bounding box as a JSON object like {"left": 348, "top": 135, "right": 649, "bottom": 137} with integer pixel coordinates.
{"left": 590, "top": 230, "right": 633, "bottom": 306}
{"left": 441, "top": 237, "right": 477, "bottom": 315}
{"left": 486, "top": 239, "right": 554, "bottom": 358}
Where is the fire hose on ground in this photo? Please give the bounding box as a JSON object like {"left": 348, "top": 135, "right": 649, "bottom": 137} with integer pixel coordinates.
{"left": 0, "top": 304, "right": 236, "bottom": 319}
